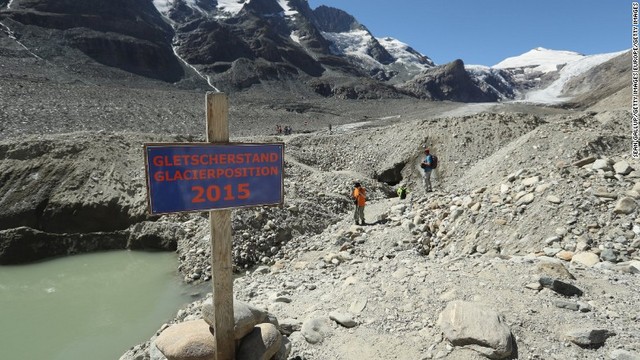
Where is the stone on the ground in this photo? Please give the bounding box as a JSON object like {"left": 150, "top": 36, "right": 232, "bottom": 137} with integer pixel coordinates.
{"left": 563, "top": 328, "right": 615, "bottom": 348}
{"left": 592, "top": 158, "right": 613, "bottom": 171}
{"left": 516, "top": 193, "right": 535, "bottom": 205}
{"left": 546, "top": 195, "right": 561, "bottom": 204}
{"left": 202, "top": 299, "right": 268, "bottom": 340}
{"left": 537, "top": 260, "right": 576, "bottom": 280}
{"left": 153, "top": 320, "right": 215, "bottom": 360}
{"left": 600, "top": 249, "right": 618, "bottom": 262}
{"left": 236, "top": 323, "right": 282, "bottom": 360}
{"left": 329, "top": 311, "right": 357, "bottom": 328}
{"left": 278, "top": 318, "right": 302, "bottom": 336}
{"left": 571, "top": 252, "right": 600, "bottom": 267}
{"left": 553, "top": 300, "right": 579, "bottom": 311}
{"left": 614, "top": 160, "right": 633, "bottom": 175}
{"left": 437, "top": 300, "right": 513, "bottom": 359}
{"left": 572, "top": 156, "right": 596, "bottom": 167}
{"left": 301, "top": 317, "right": 333, "bottom": 344}
{"left": 614, "top": 197, "right": 637, "bottom": 215}
{"left": 538, "top": 277, "right": 583, "bottom": 297}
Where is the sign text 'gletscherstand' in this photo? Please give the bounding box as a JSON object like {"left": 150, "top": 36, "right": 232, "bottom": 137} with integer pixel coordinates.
{"left": 144, "top": 143, "right": 284, "bottom": 214}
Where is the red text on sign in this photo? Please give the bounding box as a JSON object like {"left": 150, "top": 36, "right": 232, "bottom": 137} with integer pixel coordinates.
{"left": 191, "top": 184, "right": 250, "bottom": 203}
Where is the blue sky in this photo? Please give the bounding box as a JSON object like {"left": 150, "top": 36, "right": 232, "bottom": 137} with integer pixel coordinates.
{"left": 307, "top": 0, "right": 630, "bottom": 66}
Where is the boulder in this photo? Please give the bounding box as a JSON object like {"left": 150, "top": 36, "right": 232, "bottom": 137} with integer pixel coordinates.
{"left": 437, "top": 301, "right": 513, "bottom": 359}
{"left": 236, "top": 323, "right": 282, "bottom": 360}
{"left": 202, "top": 300, "right": 269, "bottom": 340}
{"left": 153, "top": 320, "right": 215, "bottom": 360}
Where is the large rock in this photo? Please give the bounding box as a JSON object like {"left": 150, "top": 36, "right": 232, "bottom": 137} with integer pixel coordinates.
{"left": 202, "top": 299, "right": 269, "bottom": 340}
{"left": 437, "top": 301, "right": 514, "bottom": 359}
{"left": 153, "top": 320, "right": 215, "bottom": 360}
{"left": 236, "top": 323, "right": 282, "bottom": 360}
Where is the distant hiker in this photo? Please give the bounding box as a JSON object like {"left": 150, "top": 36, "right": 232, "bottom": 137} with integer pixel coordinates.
{"left": 396, "top": 184, "right": 408, "bottom": 199}
{"left": 352, "top": 182, "right": 367, "bottom": 225}
{"left": 276, "top": 125, "right": 282, "bottom": 134}
{"left": 329, "top": 123, "right": 332, "bottom": 134}
{"left": 420, "top": 148, "right": 435, "bottom": 192}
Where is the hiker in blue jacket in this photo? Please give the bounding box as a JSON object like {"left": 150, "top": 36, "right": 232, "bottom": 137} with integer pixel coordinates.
{"left": 420, "top": 148, "right": 434, "bottom": 192}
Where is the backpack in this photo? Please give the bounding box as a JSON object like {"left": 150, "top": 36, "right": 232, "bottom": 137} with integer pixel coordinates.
{"left": 421, "top": 154, "right": 438, "bottom": 169}
{"left": 398, "top": 187, "right": 407, "bottom": 199}
{"left": 430, "top": 154, "right": 438, "bottom": 169}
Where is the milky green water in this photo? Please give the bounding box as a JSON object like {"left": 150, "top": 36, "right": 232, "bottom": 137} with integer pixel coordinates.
{"left": 0, "top": 250, "right": 203, "bottom": 360}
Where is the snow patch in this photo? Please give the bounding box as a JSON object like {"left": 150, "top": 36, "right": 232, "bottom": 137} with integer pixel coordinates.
{"left": 523, "top": 50, "right": 627, "bottom": 104}
{"left": 217, "top": 0, "right": 250, "bottom": 16}
{"left": 152, "top": 0, "right": 175, "bottom": 14}
{"left": 290, "top": 31, "right": 301, "bottom": 44}
{"left": 322, "top": 29, "right": 382, "bottom": 68}
{"left": 494, "top": 47, "right": 584, "bottom": 74}
{"left": 172, "top": 45, "right": 219, "bottom": 91}
{"left": 276, "top": 0, "right": 297, "bottom": 17}
{"left": 377, "top": 37, "right": 434, "bottom": 68}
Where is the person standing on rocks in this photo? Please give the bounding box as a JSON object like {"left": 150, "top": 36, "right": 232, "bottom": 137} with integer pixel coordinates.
{"left": 352, "top": 182, "right": 367, "bottom": 225}
{"left": 397, "top": 184, "right": 408, "bottom": 199}
{"left": 420, "top": 148, "right": 434, "bottom": 192}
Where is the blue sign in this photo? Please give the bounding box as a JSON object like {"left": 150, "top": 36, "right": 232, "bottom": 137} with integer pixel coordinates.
{"left": 144, "top": 143, "right": 284, "bottom": 214}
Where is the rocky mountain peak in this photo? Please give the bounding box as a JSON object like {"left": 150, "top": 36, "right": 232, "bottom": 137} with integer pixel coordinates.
{"left": 312, "top": 5, "right": 362, "bottom": 32}
{"left": 242, "top": 0, "right": 286, "bottom": 16}
{"left": 399, "top": 59, "right": 506, "bottom": 102}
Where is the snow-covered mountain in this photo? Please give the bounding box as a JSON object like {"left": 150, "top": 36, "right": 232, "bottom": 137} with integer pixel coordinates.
{"left": 150, "top": 0, "right": 436, "bottom": 90}
{"left": 494, "top": 47, "right": 585, "bottom": 74}
{"left": 0, "top": 0, "right": 626, "bottom": 104}
{"left": 490, "top": 47, "right": 628, "bottom": 104}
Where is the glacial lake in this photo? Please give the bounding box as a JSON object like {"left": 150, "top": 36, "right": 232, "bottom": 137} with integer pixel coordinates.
{"left": 0, "top": 250, "right": 205, "bottom": 360}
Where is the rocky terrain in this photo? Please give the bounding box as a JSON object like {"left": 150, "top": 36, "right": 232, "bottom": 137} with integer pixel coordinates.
{"left": 1, "top": 45, "right": 638, "bottom": 360}
{"left": 0, "top": 1, "right": 638, "bottom": 360}
{"left": 114, "top": 100, "right": 640, "bottom": 360}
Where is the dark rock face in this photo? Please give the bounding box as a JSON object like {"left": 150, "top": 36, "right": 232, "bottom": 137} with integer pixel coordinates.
{"left": 400, "top": 59, "right": 501, "bottom": 102}
{"left": 0, "top": 227, "right": 129, "bottom": 264}
{"left": 312, "top": 5, "right": 394, "bottom": 66}
{"left": 2, "top": 0, "right": 184, "bottom": 81}
{"left": 172, "top": 1, "right": 326, "bottom": 91}
{"left": 0, "top": 0, "right": 514, "bottom": 100}
{"left": 0, "top": 133, "right": 175, "bottom": 264}
{"left": 0, "top": 223, "right": 180, "bottom": 264}
{"left": 312, "top": 5, "right": 359, "bottom": 33}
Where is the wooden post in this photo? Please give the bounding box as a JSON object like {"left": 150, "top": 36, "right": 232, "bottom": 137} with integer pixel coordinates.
{"left": 206, "top": 92, "right": 235, "bottom": 360}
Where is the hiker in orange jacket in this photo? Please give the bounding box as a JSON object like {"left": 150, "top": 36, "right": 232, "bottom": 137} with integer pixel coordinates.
{"left": 352, "top": 182, "right": 366, "bottom": 225}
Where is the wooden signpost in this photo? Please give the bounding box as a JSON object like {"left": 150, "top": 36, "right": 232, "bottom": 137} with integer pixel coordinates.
{"left": 144, "top": 92, "right": 284, "bottom": 360}
{"left": 207, "top": 92, "right": 235, "bottom": 360}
